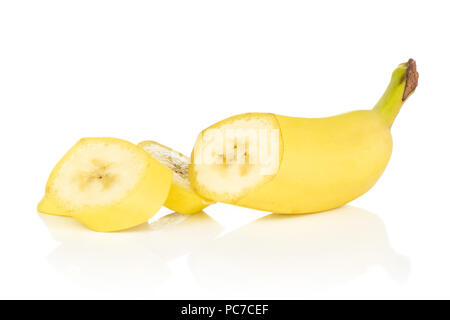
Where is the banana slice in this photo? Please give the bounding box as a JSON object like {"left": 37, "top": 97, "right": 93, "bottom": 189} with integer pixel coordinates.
{"left": 38, "top": 138, "right": 172, "bottom": 232}
{"left": 138, "top": 141, "right": 213, "bottom": 214}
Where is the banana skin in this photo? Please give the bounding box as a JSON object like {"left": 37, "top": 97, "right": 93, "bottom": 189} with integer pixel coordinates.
{"left": 190, "top": 59, "right": 418, "bottom": 214}
{"left": 138, "top": 140, "right": 213, "bottom": 214}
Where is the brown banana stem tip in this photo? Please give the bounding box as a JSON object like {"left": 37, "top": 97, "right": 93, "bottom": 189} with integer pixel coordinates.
{"left": 403, "top": 58, "right": 419, "bottom": 101}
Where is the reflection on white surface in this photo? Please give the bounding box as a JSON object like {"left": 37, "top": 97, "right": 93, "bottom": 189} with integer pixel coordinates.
{"left": 39, "top": 206, "right": 409, "bottom": 295}
{"left": 39, "top": 211, "right": 222, "bottom": 289}
{"left": 188, "top": 206, "right": 410, "bottom": 292}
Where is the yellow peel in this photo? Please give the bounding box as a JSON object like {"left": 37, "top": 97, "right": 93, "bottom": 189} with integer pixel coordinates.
{"left": 138, "top": 141, "right": 213, "bottom": 214}
{"left": 37, "top": 193, "right": 72, "bottom": 217}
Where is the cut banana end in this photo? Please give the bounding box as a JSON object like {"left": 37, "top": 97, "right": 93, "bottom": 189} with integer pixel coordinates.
{"left": 138, "top": 141, "right": 213, "bottom": 214}
{"left": 189, "top": 113, "right": 282, "bottom": 203}
{"left": 38, "top": 138, "right": 172, "bottom": 232}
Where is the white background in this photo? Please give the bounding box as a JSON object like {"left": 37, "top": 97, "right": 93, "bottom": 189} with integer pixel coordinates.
{"left": 0, "top": 1, "right": 449, "bottom": 299}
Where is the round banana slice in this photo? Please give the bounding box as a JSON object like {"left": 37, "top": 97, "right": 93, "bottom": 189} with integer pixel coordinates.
{"left": 138, "top": 141, "right": 213, "bottom": 214}
{"left": 38, "top": 138, "right": 172, "bottom": 232}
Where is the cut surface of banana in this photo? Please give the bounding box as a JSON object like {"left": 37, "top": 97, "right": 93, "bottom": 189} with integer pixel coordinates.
{"left": 38, "top": 137, "right": 172, "bottom": 232}
{"left": 189, "top": 113, "right": 282, "bottom": 203}
{"left": 138, "top": 140, "right": 213, "bottom": 214}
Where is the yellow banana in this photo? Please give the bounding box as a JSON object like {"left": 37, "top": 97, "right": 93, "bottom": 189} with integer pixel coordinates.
{"left": 38, "top": 137, "right": 172, "bottom": 232}
{"left": 189, "top": 59, "right": 418, "bottom": 214}
{"left": 138, "top": 141, "right": 213, "bottom": 214}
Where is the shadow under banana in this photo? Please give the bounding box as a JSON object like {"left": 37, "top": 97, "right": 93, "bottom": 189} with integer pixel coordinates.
{"left": 39, "top": 211, "right": 222, "bottom": 289}
{"left": 188, "top": 206, "right": 410, "bottom": 291}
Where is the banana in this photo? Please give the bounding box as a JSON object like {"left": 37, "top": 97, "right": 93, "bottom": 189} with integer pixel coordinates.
{"left": 138, "top": 141, "right": 213, "bottom": 214}
{"left": 190, "top": 59, "right": 418, "bottom": 214}
{"left": 38, "top": 137, "right": 172, "bottom": 232}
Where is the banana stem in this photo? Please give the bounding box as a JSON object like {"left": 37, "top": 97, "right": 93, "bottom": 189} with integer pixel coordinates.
{"left": 373, "top": 59, "right": 418, "bottom": 127}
